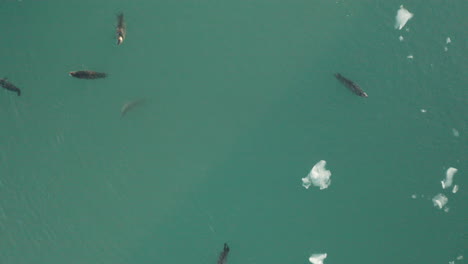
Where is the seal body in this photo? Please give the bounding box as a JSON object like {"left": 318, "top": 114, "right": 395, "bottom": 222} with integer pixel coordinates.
{"left": 217, "top": 243, "right": 230, "bottom": 264}
{"left": 334, "top": 73, "right": 368, "bottom": 97}
{"left": 116, "top": 13, "right": 126, "bottom": 45}
{"left": 0, "top": 78, "right": 21, "bottom": 96}
{"left": 121, "top": 99, "right": 145, "bottom": 118}
{"left": 69, "top": 71, "right": 107, "bottom": 79}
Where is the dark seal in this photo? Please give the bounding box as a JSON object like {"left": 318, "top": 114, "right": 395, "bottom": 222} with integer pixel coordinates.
{"left": 0, "top": 78, "right": 21, "bottom": 96}
{"left": 217, "top": 243, "right": 230, "bottom": 264}
{"left": 69, "top": 71, "right": 107, "bottom": 79}
{"left": 334, "top": 73, "right": 368, "bottom": 97}
{"left": 116, "top": 13, "right": 126, "bottom": 45}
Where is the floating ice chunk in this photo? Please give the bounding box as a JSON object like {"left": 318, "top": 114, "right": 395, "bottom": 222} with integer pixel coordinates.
{"left": 407, "top": 54, "right": 414, "bottom": 59}
{"left": 452, "top": 128, "right": 459, "bottom": 137}
{"left": 432, "top": 193, "right": 448, "bottom": 209}
{"left": 452, "top": 185, "right": 459, "bottom": 194}
{"left": 309, "top": 253, "right": 327, "bottom": 264}
{"left": 411, "top": 194, "right": 417, "bottom": 199}
{"left": 444, "top": 46, "right": 449, "bottom": 52}
{"left": 302, "top": 160, "right": 331, "bottom": 190}
{"left": 444, "top": 207, "right": 450, "bottom": 213}
{"left": 442, "top": 167, "right": 458, "bottom": 189}
{"left": 446, "top": 37, "right": 451, "bottom": 44}
{"left": 395, "top": 5, "right": 414, "bottom": 30}
{"left": 399, "top": 36, "right": 404, "bottom": 41}
{"left": 420, "top": 109, "right": 427, "bottom": 113}
{"left": 457, "top": 255, "right": 464, "bottom": 260}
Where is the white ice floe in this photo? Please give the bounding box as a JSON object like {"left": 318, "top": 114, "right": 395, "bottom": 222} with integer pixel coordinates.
{"left": 444, "top": 46, "right": 449, "bottom": 52}
{"left": 395, "top": 5, "right": 414, "bottom": 30}
{"left": 457, "top": 255, "right": 464, "bottom": 260}
{"left": 309, "top": 253, "right": 327, "bottom": 264}
{"left": 411, "top": 194, "right": 417, "bottom": 199}
{"left": 452, "top": 185, "right": 459, "bottom": 194}
{"left": 441, "top": 167, "right": 458, "bottom": 189}
{"left": 432, "top": 193, "right": 448, "bottom": 209}
{"left": 407, "top": 54, "right": 414, "bottom": 59}
{"left": 452, "top": 128, "right": 459, "bottom": 137}
{"left": 399, "top": 36, "right": 404, "bottom": 41}
{"left": 420, "top": 109, "right": 427, "bottom": 113}
{"left": 302, "top": 160, "right": 332, "bottom": 190}
{"left": 446, "top": 37, "right": 452, "bottom": 44}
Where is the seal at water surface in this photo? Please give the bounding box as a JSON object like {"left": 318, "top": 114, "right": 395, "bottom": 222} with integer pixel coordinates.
{"left": 0, "top": 78, "right": 21, "bottom": 96}
{"left": 69, "top": 70, "right": 107, "bottom": 79}
{"left": 334, "top": 73, "right": 368, "bottom": 97}
{"left": 116, "top": 12, "right": 126, "bottom": 45}
{"left": 217, "top": 243, "right": 230, "bottom": 264}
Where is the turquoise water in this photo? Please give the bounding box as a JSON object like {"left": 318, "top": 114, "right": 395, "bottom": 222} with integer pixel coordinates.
{"left": 0, "top": 1, "right": 466, "bottom": 263}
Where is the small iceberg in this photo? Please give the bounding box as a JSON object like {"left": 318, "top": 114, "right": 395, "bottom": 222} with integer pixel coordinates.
{"left": 452, "top": 185, "right": 459, "bottom": 194}
{"left": 395, "top": 5, "right": 414, "bottom": 30}
{"left": 309, "top": 253, "right": 327, "bottom": 264}
{"left": 441, "top": 167, "right": 458, "bottom": 189}
{"left": 302, "top": 160, "right": 331, "bottom": 190}
{"left": 432, "top": 193, "right": 448, "bottom": 209}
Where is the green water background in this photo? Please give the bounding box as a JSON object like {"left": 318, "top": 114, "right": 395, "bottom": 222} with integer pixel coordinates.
{"left": 0, "top": 0, "right": 466, "bottom": 263}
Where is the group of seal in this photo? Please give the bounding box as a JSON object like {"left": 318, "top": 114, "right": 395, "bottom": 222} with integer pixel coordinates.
{"left": 2, "top": 11, "right": 368, "bottom": 103}
{"left": 1, "top": 13, "right": 126, "bottom": 97}
{"left": 69, "top": 13, "right": 126, "bottom": 80}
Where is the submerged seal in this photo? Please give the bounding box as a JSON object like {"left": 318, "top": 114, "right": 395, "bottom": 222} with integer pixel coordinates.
{"left": 120, "top": 98, "right": 145, "bottom": 118}
{"left": 217, "top": 243, "right": 230, "bottom": 264}
{"left": 0, "top": 78, "right": 21, "bottom": 96}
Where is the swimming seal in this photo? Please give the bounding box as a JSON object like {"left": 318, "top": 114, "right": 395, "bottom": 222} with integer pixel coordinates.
{"left": 217, "top": 243, "right": 230, "bottom": 264}
{"left": 116, "top": 13, "right": 126, "bottom": 45}
{"left": 334, "top": 73, "right": 368, "bottom": 97}
{"left": 120, "top": 98, "right": 145, "bottom": 118}
{"left": 0, "top": 78, "right": 21, "bottom": 96}
{"left": 69, "top": 71, "right": 107, "bottom": 79}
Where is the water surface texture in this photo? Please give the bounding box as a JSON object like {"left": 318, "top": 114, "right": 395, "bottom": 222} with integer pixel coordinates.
{"left": 0, "top": 1, "right": 467, "bottom": 263}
